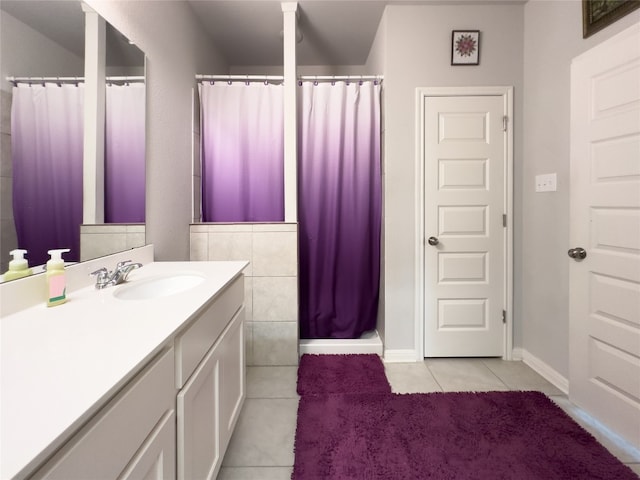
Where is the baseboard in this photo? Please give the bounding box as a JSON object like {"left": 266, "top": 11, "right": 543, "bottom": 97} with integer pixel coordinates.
{"left": 383, "top": 349, "right": 420, "bottom": 363}
{"left": 521, "top": 349, "right": 569, "bottom": 395}
{"left": 511, "top": 347, "right": 523, "bottom": 361}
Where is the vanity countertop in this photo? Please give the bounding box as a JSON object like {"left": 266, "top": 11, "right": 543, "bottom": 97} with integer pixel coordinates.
{"left": 0, "top": 260, "right": 247, "bottom": 480}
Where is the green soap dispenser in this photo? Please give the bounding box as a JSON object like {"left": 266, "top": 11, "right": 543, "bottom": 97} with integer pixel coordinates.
{"left": 46, "top": 248, "right": 70, "bottom": 307}
{"left": 3, "top": 249, "right": 34, "bottom": 281}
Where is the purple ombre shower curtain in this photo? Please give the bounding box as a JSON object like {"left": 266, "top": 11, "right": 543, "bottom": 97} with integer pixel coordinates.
{"left": 298, "top": 81, "right": 382, "bottom": 339}
{"left": 105, "top": 83, "right": 146, "bottom": 223}
{"left": 199, "top": 82, "right": 284, "bottom": 222}
{"left": 11, "top": 83, "right": 84, "bottom": 265}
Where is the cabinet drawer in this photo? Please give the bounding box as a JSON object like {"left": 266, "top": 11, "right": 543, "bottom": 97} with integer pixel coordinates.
{"left": 31, "top": 348, "right": 175, "bottom": 480}
{"left": 174, "top": 276, "right": 243, "bottom": 388}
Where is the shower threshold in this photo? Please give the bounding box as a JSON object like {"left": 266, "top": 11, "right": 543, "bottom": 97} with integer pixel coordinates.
{"left": 299, "top": 330, "right": 383, "bottom": 357}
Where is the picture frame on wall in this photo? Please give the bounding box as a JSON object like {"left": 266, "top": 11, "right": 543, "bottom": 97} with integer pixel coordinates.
{"left": 451, "top": 30, "right": 480, "bottom": 66}
{"left": 582, "top": 0, "right": 640, "bottom": 38}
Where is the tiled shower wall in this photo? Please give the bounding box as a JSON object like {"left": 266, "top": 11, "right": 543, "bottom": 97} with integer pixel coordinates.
{"left": 190, "top": 223, "right": 299, "bottom": 366}
{"left": 80, "top": 224, "right": 146, "bottom": 261}
{"left": 0, "top": 90, "right": 17, "bottom": 273}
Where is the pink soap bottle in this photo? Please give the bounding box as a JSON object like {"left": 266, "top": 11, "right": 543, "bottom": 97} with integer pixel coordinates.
{"left": 46, "top": 249, "right": 70, "bottom": 307}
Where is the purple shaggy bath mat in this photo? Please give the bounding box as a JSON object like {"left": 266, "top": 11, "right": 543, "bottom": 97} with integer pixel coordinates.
{"left": 292, "top": 391, "right": 637, "bottom": 480}
{"left": 297, "top": 354, "right": 391, "bottom": 396}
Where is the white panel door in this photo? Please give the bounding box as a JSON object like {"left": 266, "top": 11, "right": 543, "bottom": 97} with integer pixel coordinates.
{"left": 423, "top": 94, "right": 506, "bottom": 357}
{"left": 569, "top": 23, "right": 640, "bottom": 449}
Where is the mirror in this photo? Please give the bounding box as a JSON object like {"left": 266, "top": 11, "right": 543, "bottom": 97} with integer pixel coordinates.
{"left": 0, "top": 0, "right": 146, "bottom": 278}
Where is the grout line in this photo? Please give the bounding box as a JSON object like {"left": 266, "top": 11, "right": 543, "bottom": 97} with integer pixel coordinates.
{"left": 423, "top": 360, "right": 445, "bottom": 392}
{"left": 481, "top": 359, "right": 512, "bottom": 390}
{"left": 483, "top": 364, "right": 509, "bottom": 390}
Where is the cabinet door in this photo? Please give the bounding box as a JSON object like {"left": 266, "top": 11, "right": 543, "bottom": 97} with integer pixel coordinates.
{"left": 32, "top": 349, "right": 175, "bottom": 480}
{"left": 177, "top": 341, "right": 221, "bottom": 480}
{"left": 118, "top": 410, "right": 176, "bottom": 480}
{"left": 219, "top": 308, "right": 245, "bottom": 451}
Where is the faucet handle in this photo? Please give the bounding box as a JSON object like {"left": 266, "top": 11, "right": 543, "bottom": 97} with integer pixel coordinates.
{"left": 90, "top": 267, "right": 108, "bottom": 278}
{"left": 90, "top": 268, "right": 109, "bottom": 288}
{"left": 116, "top": 260, "right": 133, "bottom": 270}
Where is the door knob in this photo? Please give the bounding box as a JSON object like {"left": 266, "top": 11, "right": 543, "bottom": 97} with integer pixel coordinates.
{"left": 567, "top": 247, "right": 587, "bottom": 260}
{"left": 428, "top": 236, "right": 439, "bottom": 246}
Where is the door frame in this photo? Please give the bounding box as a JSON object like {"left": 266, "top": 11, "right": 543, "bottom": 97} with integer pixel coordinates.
{"left": 415, "top": 86, "right": 514, "bottom": 360}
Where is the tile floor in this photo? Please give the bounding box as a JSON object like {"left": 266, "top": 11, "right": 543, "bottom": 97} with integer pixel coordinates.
{"left": 218, "top": 358, "right": 640, "bottom": 479}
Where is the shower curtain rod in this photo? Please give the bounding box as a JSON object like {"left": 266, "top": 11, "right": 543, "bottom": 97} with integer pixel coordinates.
{"left": 196, "top": 74, "right": 383, "bottom": 82}
{"left": 299, "top": 75, "right": 383, "bottom": 81}
{"left": 6, "top": 75, "right": 145, "bottom": 85}
{"left": 196, "top": 74, "right": 284, "bottom": 81}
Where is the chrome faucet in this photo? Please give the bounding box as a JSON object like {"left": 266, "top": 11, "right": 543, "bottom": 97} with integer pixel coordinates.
{"left": 91, "top": 260, "right": 142, "bottom": 289}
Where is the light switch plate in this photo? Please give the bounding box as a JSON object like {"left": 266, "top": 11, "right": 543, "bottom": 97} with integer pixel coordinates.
{"left": 535, "top": 173, "right": 557, "bottom": 192}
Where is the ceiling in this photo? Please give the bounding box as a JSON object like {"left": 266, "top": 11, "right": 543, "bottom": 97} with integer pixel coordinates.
{"left": 1, "top": 0, "right": 524, "bottom": 67}
{"left": 0, "top": 0, "right": 144, "bottom": 67}
{"left": 187, "top": 1, "right": 388, "bottom": 66}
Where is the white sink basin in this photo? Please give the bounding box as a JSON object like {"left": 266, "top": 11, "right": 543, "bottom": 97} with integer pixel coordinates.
{"left": 114, "top": 274, "right": 205, "bottom": 300}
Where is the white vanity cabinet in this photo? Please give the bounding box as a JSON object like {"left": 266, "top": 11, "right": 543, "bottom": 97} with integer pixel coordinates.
{"left": 175, "top": 277, "right": 245, "bottom": 480}
{"left": 30, "top": 348, "right": 176, "bottom": 480}
{"left": 3, "top": 262, "right": 247, "bottom": 480}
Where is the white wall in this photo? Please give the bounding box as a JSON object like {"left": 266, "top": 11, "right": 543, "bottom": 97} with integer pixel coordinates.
{"left": 522, "top": 1, "right": 640, "bottom": 377}
{"left": 85, "top": 0, "right": 228, "bottom": 261}
{"left": 230, "top": 65, "right": 367, "bottom": 76}
{"left": 0, "top": 12, "right": 84, "bottom": 93}
{"left": 380, "top": 4, "right": 525, "bottom": 354}
{"left": 365, "top": 13, "right": 387, "bottom": 343}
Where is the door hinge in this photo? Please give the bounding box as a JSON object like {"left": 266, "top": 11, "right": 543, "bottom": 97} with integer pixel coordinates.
{"left": 502, "top": 310, "right": 506, "bottom": 324}
{"left": 503, "top": 214, "right": 507, "bottom": 227}
{"left": 502, "top": 116, "right": 508, "bottom": 132}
